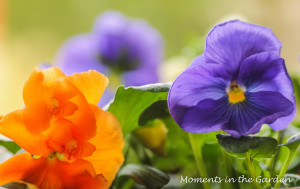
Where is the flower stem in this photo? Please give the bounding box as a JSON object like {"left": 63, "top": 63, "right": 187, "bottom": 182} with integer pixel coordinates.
{"left": 221, "top": 149, "right": 239, "bottom": 189}
{"left": 221, "top": 149, "right": 233, "bottom": 177}
{"left": 246, "top": 152, "right": 260, "bottom": 189}
{"left": 188, "top": 133, "right": 210, "bottom": 189}
{"left": 269, "top": 131, "right": 283, "bottom": 178}
{"left": 267, "top": 131, "right": 280, "bottom": 172}
{"left": 273, "top": 149, "right": 296, "bottom": 189}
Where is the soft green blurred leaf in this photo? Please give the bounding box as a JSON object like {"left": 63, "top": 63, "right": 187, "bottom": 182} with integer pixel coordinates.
{"left": 273, "top": 146, "right": 290, "bottom": 175}
{"left": 138, "top": 100, "right": 169, "bottom": 126}
{"left": 2, "top": 182, "right": 37, "bottom": 189}
{"left": 291, "top": 76, "right": 300, "bottom": 104}
{"left": 108, "top": 83, "right": 171, "bottom": 136}
{"left": 128, "top": 135, "right": 152, "bottom": 165}
{"left": 118, "top": 164, "right": 170, "bottom": 189}
{"left": 232, "top": 158, "right": 248, "bottom": 175}
{"left": 280, "top": 133, "right": 300, "bottom": 152}
{"left": 261, "top": 170, "right": 271, "bottom": 189}
{"left": 253, "top": 162, "right": 272, "bottom": 188}
{"left": 153, "top": 118, "right": 221, "bottom": 176}
{"left": 2, "top": 182, "right": 27, "bottom": 189}
{"left": 129, "top": 83, "right": 171, "bottom": 92}
{"left": 151, "top": 116, "right": 195, "bottom": 174}
{"left": 192, "top": 132, "right": 220, "bottom": 146}
{"left": 282, "top": 174, "right": 300, "bottom": 187}
{"left": 253, "top": 160, "right": 263, "bottom": 178}
{"left": 134, "top": 119, "right": 168, "bottom": 156}
{"left": 217, "top": 134, "right": 278, "bottom": 160}
{"left": 0, "top": 141, "right": 21, "bottom": 154}
{"left": 282, "top": 125, "right": 300, "bottom": 140}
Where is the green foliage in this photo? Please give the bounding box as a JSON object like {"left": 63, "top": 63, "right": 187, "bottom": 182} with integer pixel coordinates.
{"left": 1, "top": 182, "right": 37, "bottom": 189}
{"left": 139, "top": 100, "right": 169, "bottom": 126}
{"left": 109, "top": 83, "right": 174, "bottom": 188}
{"left": 282, "top": 174, "right": 300, "bottom": 187}
{"left": 118, "top": 164, "right": 170, "bottom": 189}
{"left": 108, "top": 83, "right": 171, "bottom": 136}
{"left": 2, "top": 182, "right": 28, "bottom": 189}
{"left": 280, "top": 133, "right": 300, "bottom": 152}
{"left": 151, "top": 116, "right": 195, "bottom": 174}
{"left": 0, "top": 141, "right": 21, "bottom": 154}
{"left": 217, "top": 134, "right": 278, "bottom": 160}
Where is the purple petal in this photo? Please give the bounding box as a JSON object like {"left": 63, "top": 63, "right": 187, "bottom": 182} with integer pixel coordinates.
{"left": 237, "top": 52, "right": 284, "bottom": 90}
{"left": 168, "top": 55, "right": 229, "bottom": 126}
{"left": 205, "top": 20, "right": 281, "bottom": 78}
{"left": 55, "top": 34, "right": 108, "bottom": 75}
{"left": 224, "top": 91, "right": 294, "bottom": 137}
{"left": 92, "top": 11, "right": 163, "bottom": 74}
{"left": 122, "top": 68, "right": 159, "bottom": 86}
{"left": 93, "top": 11, "right": 128, "bottom": 64}
{"left": 125, "top": 19, "right": 164, "bottom": 70}
{"left": 239, "top": 91, "right": 293, "bottom": 135}
{"left": 181, "top": 91, "right": 293, "bottom": 137}
{"left": 237, "top": 52, "right": 296, "bottom": 130}
{"left": 120, "top": 20, "right": 164, "bottom": 86}
{"left": 181, "top": 97, "right": 227, "bottom": 133}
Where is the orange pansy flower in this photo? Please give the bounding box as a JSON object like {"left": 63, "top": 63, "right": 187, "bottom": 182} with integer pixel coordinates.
{"left": 0, "top": 67, "right": 124, "bottom": 189}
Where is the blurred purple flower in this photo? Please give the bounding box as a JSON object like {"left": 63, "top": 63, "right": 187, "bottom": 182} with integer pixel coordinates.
{"left": 56, "top": 11, "right": 164, "bottom": 106}
{"left": 168, "top": 20, "right": 295, "bottom": 138}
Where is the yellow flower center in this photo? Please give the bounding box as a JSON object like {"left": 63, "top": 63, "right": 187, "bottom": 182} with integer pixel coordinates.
{"left": 228, "top": 81, "right": 246, "bottom": 104}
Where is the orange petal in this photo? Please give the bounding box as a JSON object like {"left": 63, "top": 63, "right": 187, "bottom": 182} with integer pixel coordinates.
{"left": 71, "top": 173, "right": 107, "bottom": 189}
{"left": 67, "top": 70, "right": 108, "bottom": 105}
{"left": 38, "top": 159, "right": 107, "bottom": 189}
{"left": 67, "top": 94, "right": 96, "bottom": 142}
{"left": 71, "top": 141, "right": 96, "bottom": 160}
{"left": 0, "top": 153, "right": 46, "bottom": 186}
{"left": 22, "top": 67, "right": 65, "bottom": 133}
{"left": 0, "top": 153, "right": 107, "bottom": 189}
{"left": 22, "top": 104, "right": 52, "bottom": 134}
{"left": 84, "top": 105, "right": 124, "bottom": 187}
{"left": 23, "top": 67, "right": 65, "bottom": 110}
{"left": 54, "top": 76, "right": 97, "bottom": 142}
{"left": 44, "top": 118, "right": 74, "bottom": 154}
{"left": 0, "top": 110, "right": 50, "bottom": 156}
{"left": 18, "top": 67, "right": 97, "bottom": 152}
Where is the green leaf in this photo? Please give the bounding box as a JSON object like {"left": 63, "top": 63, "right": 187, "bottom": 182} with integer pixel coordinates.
{"left": 217, "top": 134, "right": 278, "bottom": 160}
{"left": 273, "top": 145, "right": 290, "bottom": 175}
{"left": 2, "top": 182, "right": 27, "bottom": 189}
{"left": 151, "top": 116, "right": 195, "bottom": 174}
{"left": 280, "top": 133, "right": 300, "bottom": 151}
{"left": 108, "top": 83, "right": 171, "bottom": 136}
{"left": 1, "top": 182, "right": 36, "bottom": 189}
{"left": 118, "top": 164, "right": 170, "bottom": 189}
{"left": 282, "top": 174, "right": 300, "bottom": 187}
{"left": 0, "top": 141, "right": 21, "bottom": 154}
{"left": 129, "top": 83, "right": 171, "bottom": 92}
{"left": 128, "top": 135, "right": 152, "bottom": 165}
{"left": 253, "top": 160, "right": 263, "bottom": 178}
{"left": 138, "top": 100, "right": 169, "bottom": 126}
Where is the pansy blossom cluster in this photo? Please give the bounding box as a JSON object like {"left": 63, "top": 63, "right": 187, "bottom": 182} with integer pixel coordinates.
{"left": 0, "top": 11, "right": 299, "bottom": 189}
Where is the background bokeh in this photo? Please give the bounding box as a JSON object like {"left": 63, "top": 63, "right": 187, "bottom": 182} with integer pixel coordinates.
{"left": 1, "top": 0, "right": 300, "bottom": 114}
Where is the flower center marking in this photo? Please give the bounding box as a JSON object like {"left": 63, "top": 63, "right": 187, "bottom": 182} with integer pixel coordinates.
{"left": 227, "top": 81, "right": 246, "bottom": 104}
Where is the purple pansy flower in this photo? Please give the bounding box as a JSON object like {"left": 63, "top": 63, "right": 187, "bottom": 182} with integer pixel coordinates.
{"left": 56, "top": 11, "right": 164, "bottom": 106}
{"left": 168, "top": 20, "right": 295, "bottom": 138}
